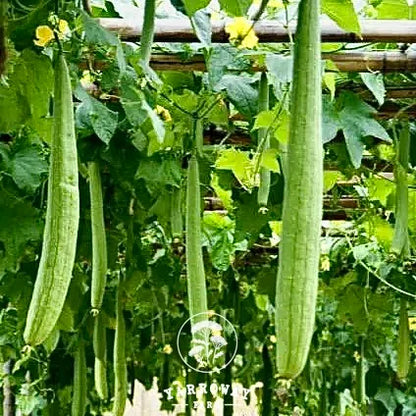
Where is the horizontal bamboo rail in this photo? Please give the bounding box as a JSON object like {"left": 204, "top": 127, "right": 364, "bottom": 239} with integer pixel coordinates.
{"left": 148, "top": 51, "right": 416, "bottom": 73}
{"left": 98, "top": 18, "right": 416, "bottom": 43}
{"left": 204, "top": 196, "right": 363, "bottom": 221}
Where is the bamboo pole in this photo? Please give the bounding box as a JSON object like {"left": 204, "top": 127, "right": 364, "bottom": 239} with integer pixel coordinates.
{"left": 148, "top": 51, "right": 416, "bottom": 73}
{"left": 98, "top": 18, "right": 416, "bottom": 43}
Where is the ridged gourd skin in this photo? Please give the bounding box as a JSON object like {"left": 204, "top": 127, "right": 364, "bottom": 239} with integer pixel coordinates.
{"left": 392, "top": 122, "right": 410, "bottom": 257}
{"left": 170, "top": 187, "right": 183, "bottom": 239}
{"left": 257, "top": 72, "right": 271, "bottom": 208}
{"left": 24, "top": 53, "right": 80, "bottom": 346}
{"left": 355, "top": 337, "right": 366, "bottom": 408}
{"left": 71, "top": 340, "right": 87, "bottom": 416}
{"left": 275, "top": 0, "right": 323, "bottom": 379}
{"left": 88, "top": 161, "right": 108, "bottom": 311}
{"left": 113, "top": 283, "right": 127, "bottom": 416}
{"left": 93, "top": 313, "right": 108, "bottom": 400}
{"left": 186, "top": 152, "right": 208, "bottom": 329}
{"left": 397, "top": 299, "right": 410, "bottom": 380}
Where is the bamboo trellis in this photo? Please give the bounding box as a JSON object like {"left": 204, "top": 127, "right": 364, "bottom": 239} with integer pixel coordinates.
{"left": 98, "top": 18, "right": 416, "bottom": 44}
{"left": 94, "top": 18, "right": 409, "bottom": 222}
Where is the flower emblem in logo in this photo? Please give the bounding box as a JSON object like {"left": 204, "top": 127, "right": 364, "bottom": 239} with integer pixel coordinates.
{"left": 177, "top": 312, "right": 238, "bottom": 374}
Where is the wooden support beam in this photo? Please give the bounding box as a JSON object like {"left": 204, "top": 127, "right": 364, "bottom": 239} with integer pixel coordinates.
{"left": 149, "top": 51, "right": 416, "bottom": 73}
{"left": 98, "top": 18, "right": 416, "bottom": 44}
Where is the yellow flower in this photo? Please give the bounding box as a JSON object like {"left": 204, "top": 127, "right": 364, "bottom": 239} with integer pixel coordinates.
{"left": 163, "top": 344, "right": 173, "bottom": 354}
{"left": 270, "top": 335, "right": 277, "bottom": 343}
{"left": 225, "top": 17, "right": 258, "bottom": 49}
{"left": 34, "top": 26, "right": 54, "bottom": 47}
{"left": 34, "top": 19, "right": 70, "bottom": 47}
{"left": 155, "top": 105, "right": 172, "bottom": 122}
{"left": 353, "top": 351, "right": 361, "bottom": 362}
{"left": 58, "top": 19, "right": 70, "bottom": 37}
{"left": 409, "top": 317, "right": 416, "bottom": 331}
{"left": 268, "top": 0, "right": 283, "bottom": 7}
{"left": 320, "top": 255, "right": 330, "bottom": 271}
{"left": 253, "top": 0, "right": 283, "bottom": 7}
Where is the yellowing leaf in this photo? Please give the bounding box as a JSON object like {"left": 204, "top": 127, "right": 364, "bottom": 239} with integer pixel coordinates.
{"left": 274, "top": 111, "right": 290, "bottom": 145}
{"left": 364, "top": 217, "right": 394, "bottom": 247}
{"left": 366, "top": 176, "right": 395, "bottom": 207}
{"left": 253, "top": 110, "right": 275, "bottom": 130}
{"left": 323, "top": 72, "right": 336, "bottom": 101}
{"left": 260, "top": 148, "right": 280, "bottom": 172}
{"left": 216, "top": 148, "right": 254, "bottom": 190}
{"left": 324, "top": 170, "right": 344, "bottom": 192}
{"left": 211, "top": 173, "right": 233, "bottom": 211}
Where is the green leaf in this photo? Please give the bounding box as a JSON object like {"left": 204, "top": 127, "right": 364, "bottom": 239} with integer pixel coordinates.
{"left": 376, "top": 0, "right": 416, "bottom": 19}
{"left": 338, "top": 284, "right": 369, "bottom": 333}
{"left": 206, "top": 46, "right": 251, "bottom": 87}
{"left": 215, "top": 75, "right": 258, "bottom": 119}
{"left": 266, "top": 54, "right": 293, "bottom": 84}
{"left": 183, "top": 0, "right": 210, "bottom": 15}
{"left": 260, "top": 148, "right": 280, "bottom": 172}
{"left": 338, "top": 92, "right": 391, "bottom": 168}
{"left": 202, "top": 212, "right": 235, "bottom": 271}
{"left": 75, "top": 86, "right": 118, "bottom": 144}
{"left": 375, "top": 387, "right": 397, "bottom": 413}
{"left": 235, "top": 192, "right": 271, "bottom": 246}
{"left": 255, "top": 294, "right": 269, "bottom": 311}
{"left": 121, "top": 81, "right": 165, "bottom": 143}
{"left": 0, "top": 136, "right": 48, "bottom": 193}
{"left": 0, "top": 49, "right": 53, "bottom": 140}
{"left": 136, "top": 157, "right": 182, "bottom": 195}
{"left": 360, "top": 73, "right": 385, "bottom": 106}
{"left": 322, "top": 0, "right": 361, "bottom": 34}
{"left": 274, "top": 111, "right": 290, "bottom": 145}
{"left": 0, "top": 196, "right": 43, "bottom": 274}
{"left": 322, "top": 95, "right": 342, "bottom": 144}
{"left": 216, "top": 148, "right": 254, "bottom": 190}
{"left": 191, "top": 9, "right": 212, "bottom": 46}
{"left": 253, "top": 110, "right": 275, "bottom": 130}
{"left": 363, "top": 217, "right": 394, "bottom": 247}
{"left": 366, "top": 176, "right": 395, "bottom": 206}
{"left": 80, "top": 10, "right": 119, "bottom": 45}
{"left": 219, "top": 0, "right": 252, "bottom": 16}
{"left": 324, "top": 170, "right": 344, "bottom": 192}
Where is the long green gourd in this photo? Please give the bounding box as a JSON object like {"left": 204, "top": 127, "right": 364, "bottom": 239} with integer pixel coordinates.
{"left": 140, "top": 0, "right": 156, "bottom": 66}
{"left": 113, "top": 281, "right": 127, "bottom": 416}
{"left": 397, "top": 298, "right": 410, "bottom": 380}
{"left": 186, "top": 120, "right": 209, "bottom": 358}
{"left": 392, "top": 121, "right": 410, "bottom": 257}
{"left": 24, "top": 52, "right": 80, "bottom": 346}
{"left": 186, "top": 153, "right": 208, "bottom": 326}
{"left": 88, "top": 161, "right": 108, "bottom": 311}
{"left": 275, "top": 0, "right": 323, "bottom": 378}
{"left": 257, "top": 72, "right": 271, "bottom": 208}
{"left": 391, "top": 122, "right": 411, "bottom": 381}
{"left": 93, "top": 313, "right": 108, "bottom": 400}
{"left": 71, "top": 340, "right": 87, "bottom": 416}
{"left": 355, "top": 337, "right": 366, "bottom": 411}
{"left": 170, "top": 187, "right": 183, "bottom": 240}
